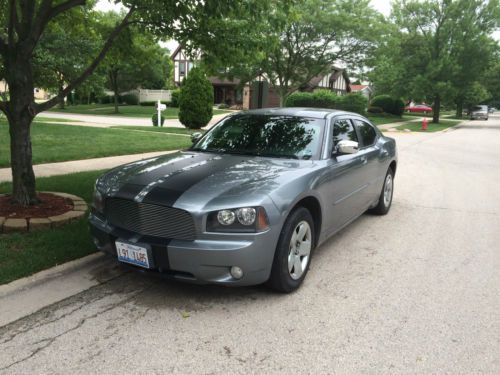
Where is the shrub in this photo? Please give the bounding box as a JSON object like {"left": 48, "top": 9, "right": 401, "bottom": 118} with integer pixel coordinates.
{"left": 178, "top": 67, "right": 214, "bottom": 129}
{"left": 152, "top": 113, "right": 165, "bottom": 127}
{"left": 367, "top": 106, "right": 384, "bottom": 114}
{"left": 120, "top": 93, "right": 139, "bottom": 105}
{"left": 392, "top": 98, "right": 405, "bottom": 116}
{"left": 170, "top": 89, "right": 181, "bottom": 107}
{"left": 218, "top": 103, "right": 229, "bottom": 109}
{"left": 285, "top": 90, "right": 337, "bottom": 108}
{"left": 336, "top": 93, "right": 367, "bottom": 114}
{"left": 311, "top": 90, "right": 338, "bottom": 108}
{"left": 99, "top": 95, "right": 113, "bottom": 104}
{"left": 285, "top": 92, "right": 314, "bottom": 107}
{"left": 370, "top": 95, "right": 394, "bottom": 114}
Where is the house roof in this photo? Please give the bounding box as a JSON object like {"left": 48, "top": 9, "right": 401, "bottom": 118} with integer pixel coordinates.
{"left": 350, "top": 84, "right": 371, "bottom": 91}
{"left": 301, "top": 67, "right": 351, "bottom": 92}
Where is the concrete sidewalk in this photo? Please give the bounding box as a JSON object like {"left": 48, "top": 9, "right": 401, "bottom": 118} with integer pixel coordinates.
{"left": 38, "top": 112, "right": 231, "bottom": 128}
{"left": 0, "top": 151, "right": 176, "bottom": 183}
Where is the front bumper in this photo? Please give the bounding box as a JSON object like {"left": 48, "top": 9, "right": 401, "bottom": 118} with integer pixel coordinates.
{"left": 89, "top": 212, "right": 279, "bottom": 286}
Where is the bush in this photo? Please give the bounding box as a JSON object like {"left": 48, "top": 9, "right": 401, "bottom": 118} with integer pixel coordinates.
{"left": 285, "top": 92, "right": 314, "bottom": 107}
{"left": 392, "top": 98, "right": 405, "bottom": 116}
{"left": 336, "top": 93, "right": 367, "bottom": 114}
{"left": 218, "top": 103, "right": 229, "bottom": 109}
{"left": 99, "top": 95, "right": 113, "bottom": 104}
{"left": 286, "top": 91, "right": 365, "bottom": 114}
{"left": 152, "top": 113, "right": 166, "bottom": 127}
{"left": 370, "top": 95, "right": 394, "bottom": 114}
{"left": 170, "top": 89, "right": 181, "bottom": 107}
{"left": 179, "top": 67, "right": 214, "bottom": 129}
{"left": 285, "top": 90, "right": 338, "bottom": 108}
{"left": 370, "top": 95, "right": 405, "bottom": 116}
{"left": 367, "top": 106, "right": 384, "bottom": 114}
{"left": 120, "top": 93, "right": 139, "bottom": 105}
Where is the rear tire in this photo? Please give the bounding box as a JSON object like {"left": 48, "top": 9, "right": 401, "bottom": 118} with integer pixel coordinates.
{"left": 268, "top": 207, "right": 315, "bottom": 293}
{"left": 369, "top": 167, "right": 394, "bottom": 215}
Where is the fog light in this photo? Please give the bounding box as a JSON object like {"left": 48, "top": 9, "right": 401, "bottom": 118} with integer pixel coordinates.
{"left": 230, "top": 266, "right": 244, "bottom": 279}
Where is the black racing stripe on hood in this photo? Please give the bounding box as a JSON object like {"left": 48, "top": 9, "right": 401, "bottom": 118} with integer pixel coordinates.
{"left": 141, "top": 155, "right": 243, "bottom": 207}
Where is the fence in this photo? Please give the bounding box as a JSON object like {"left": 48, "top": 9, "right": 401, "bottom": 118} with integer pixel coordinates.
{"left": 138, "top": 89, "right": 172, "bottom": 103}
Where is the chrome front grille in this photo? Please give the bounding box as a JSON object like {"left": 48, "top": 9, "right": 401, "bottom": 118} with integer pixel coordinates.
{"left": 105, "top": 198, "right": 196, "bottom": 240}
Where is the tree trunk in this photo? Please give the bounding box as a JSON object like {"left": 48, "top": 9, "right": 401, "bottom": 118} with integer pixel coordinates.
{"left": 58, "top": 86, "right": 65, "bottom": 109}
{"left": 5, "top": 54, "right": 38, "bottom": 205}
{"left": 455, "top": 100, "right": 463, "bottom": 118}
{"left": 432, "top": 94, "right": 440, "bottom": 124}
{"left": 110, "top": 70, "right": 119, "bottom": 114}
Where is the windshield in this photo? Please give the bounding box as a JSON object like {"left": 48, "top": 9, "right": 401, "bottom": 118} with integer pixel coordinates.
{"left": 192, "top": 114, "right": 324, "bottom": 160}
{"left": 472, "top": 105, "right": 487, "bottom": 111}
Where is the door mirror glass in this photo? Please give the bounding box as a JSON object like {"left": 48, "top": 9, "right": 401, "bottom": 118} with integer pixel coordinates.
{"left": 191, "top": 132, "right": 203, "bottom": 144}
{"left": 336, "top": 140, "right": 358, "bottom": 155}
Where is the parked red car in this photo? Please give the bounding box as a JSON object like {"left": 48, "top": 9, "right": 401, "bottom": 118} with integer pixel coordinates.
{"left": 405, "top": 104, "right": 433, "bottom": 113}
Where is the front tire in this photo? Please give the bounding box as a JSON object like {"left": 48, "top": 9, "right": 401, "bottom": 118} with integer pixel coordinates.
{"left": 370, "top": 167, "right": 394, "bottom": 215}
{"left": 268, "top": 207, "right": 315, "bottom": 293}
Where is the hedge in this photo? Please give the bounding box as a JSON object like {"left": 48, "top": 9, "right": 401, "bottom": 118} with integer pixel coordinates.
{"left": 120, "top": 93, "right": 139, "bottom": 105}
{"left": 285, "top": 90, "right": 367, "bottom": 115}
{"left": 370, "top": 95, "right": 405, "bottom": 116}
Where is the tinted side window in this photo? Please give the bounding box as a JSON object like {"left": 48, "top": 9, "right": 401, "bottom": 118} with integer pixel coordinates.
{"left": 333, "top": 119, "right": 358, "bottom": 148}
{"left": 354, "top": 120, "right": 377, "bottom": 147}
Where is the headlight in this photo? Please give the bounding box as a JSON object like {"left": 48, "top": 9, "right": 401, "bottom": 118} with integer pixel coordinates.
{"left": 92, "top": 180, "right": 105, "bottom": 213}
{"left": 207, "top": 207, "right": 269, "bottom": 233}
{"left": 217, "top": 210, "right": 236, "bottom": 225}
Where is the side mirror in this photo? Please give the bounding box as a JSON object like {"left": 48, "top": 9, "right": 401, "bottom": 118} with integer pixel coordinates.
{"left": 335, "top": 140, "right": 358, "bottom": 155}
{"left": 191, "top": 132, "right": 202, "bottom": 144}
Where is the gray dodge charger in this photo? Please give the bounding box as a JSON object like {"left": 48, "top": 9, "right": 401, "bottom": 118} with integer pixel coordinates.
{"left": 89, "top": 108, "right": 397, "bottom": 292}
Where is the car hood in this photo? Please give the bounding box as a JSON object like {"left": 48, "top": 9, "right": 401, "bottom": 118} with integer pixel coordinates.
{"left": 98, "top": 151, "right": 313, "bottom": 209}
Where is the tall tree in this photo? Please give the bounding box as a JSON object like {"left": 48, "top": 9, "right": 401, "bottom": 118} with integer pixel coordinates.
{"left": 0, "top": 0, "right": 266, "bottom": 205}
{"left": 369, "top": 0, "right": 499, "bottom": 122}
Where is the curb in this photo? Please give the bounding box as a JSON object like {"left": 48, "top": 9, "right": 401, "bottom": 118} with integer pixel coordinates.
{"left": 0, "top": 252, "right": 126, "bottom": 327}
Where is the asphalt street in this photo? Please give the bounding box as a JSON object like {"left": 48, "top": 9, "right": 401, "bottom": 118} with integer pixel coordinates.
{"left": 1, "top": 115, "right": 499, "bottom": 374}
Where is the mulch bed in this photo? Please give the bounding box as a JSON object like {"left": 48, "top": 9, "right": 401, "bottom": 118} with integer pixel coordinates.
{"left": 0, "top": 193, "right": 74, "bottom": 219}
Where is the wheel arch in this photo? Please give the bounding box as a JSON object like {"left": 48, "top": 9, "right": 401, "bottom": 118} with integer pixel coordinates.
{"left": 289, "top": 196, "right": 322, "bottom": 248}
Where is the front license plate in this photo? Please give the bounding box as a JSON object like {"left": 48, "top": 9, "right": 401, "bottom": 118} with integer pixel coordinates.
{"left": 116, "top": 241, "right": 151, "bottom": 269}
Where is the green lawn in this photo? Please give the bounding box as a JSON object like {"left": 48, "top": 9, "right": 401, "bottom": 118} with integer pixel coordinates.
{"left": 0, "top": 170, "right": 103, "bottom": 285}
{"left": 395, "top": 119, "right": 462, "bottom": 132}
{"left": 0, "top": 120, "right": 191, "bottom": 167}
{"left": 48, "top": 104, "right": 231, "bottom": 118}
{"left": 366, "top": 114, "right": 413, "bottom": 126}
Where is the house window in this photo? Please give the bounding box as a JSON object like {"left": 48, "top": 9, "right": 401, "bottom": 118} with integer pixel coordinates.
{"left": 179, "top": 62, "right": 186, "bottom": 76}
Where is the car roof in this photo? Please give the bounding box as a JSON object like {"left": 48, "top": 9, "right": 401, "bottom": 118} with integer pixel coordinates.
{"left": 241, "top": 107, "right": 350, "bottom": 119}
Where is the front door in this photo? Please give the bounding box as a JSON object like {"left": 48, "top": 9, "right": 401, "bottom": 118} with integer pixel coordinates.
{"left": 319, "top": 118, "right": 370, "bottom": 235}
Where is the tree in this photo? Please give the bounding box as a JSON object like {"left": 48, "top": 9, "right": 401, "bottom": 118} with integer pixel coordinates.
{"left": 33, "top": 6, "right": 101, "bottom": 108}
{"left": 178, "top": 67, "right": 213, "bottom": 129}
{"left": 100, "top": 13, "right": 169, "bottom": 113}
{"left": 0, "top": 0, "right": 266, "bottom": 205}
{"left": 369, "top": 0, "right": 499, "bottom": 122}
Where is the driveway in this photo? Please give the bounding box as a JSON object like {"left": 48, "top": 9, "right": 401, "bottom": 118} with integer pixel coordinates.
{"left": 1, "top": 115, "right": 499, "bottom": 374}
